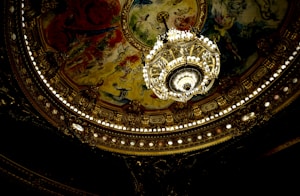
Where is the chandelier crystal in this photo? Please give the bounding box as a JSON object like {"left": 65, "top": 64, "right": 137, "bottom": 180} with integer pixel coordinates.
{"left": 143, "top": 28, "right": 221, "bottom": 102}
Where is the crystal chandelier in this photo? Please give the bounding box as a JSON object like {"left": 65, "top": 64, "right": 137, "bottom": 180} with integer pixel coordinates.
{"left": 143, "top": 14, "right": 221, "bottom": 102}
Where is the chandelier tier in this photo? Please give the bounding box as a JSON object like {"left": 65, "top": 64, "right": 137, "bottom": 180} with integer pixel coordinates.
{"left": 143, "top": 27, "right": 221, "bottom": 102}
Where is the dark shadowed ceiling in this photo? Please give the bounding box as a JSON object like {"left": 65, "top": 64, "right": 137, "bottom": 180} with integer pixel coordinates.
{"left": 1, "top": 0, "right": 300, "bottom": 195}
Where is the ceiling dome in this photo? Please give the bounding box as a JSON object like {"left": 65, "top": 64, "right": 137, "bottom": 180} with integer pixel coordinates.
{"left": 4, "top": 0, "right": 300, "bottom": 155}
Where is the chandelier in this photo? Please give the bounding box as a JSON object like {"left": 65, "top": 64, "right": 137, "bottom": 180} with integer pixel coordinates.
{"left": 143, "top": 13, "right": 221, "bottom": 102}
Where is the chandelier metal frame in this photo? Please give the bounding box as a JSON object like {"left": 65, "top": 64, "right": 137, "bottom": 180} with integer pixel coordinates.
{"left": 143, "top": 27, "right": 221, "bottom": 102}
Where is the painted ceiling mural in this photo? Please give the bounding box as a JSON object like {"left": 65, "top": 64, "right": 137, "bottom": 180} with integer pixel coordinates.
{"left": 40, "top": 0, "right": 288, "bottom": 110}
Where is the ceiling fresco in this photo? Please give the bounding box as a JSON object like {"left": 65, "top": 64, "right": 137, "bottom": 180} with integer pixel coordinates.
{"left": 39, "top": 0, "right": 288, "bottom": 109}
{"left": 4, "top": 0, "right": 300, "bottom": 155}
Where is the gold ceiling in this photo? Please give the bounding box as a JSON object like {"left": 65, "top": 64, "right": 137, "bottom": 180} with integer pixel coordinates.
{"left": 4, "top": 0, "right": 300, "bottom": 155}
